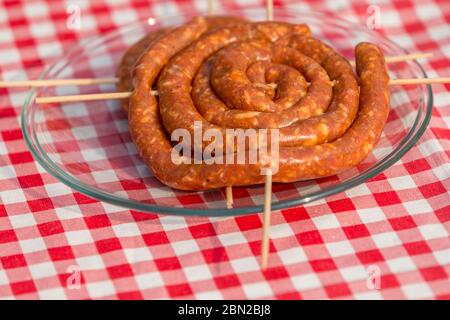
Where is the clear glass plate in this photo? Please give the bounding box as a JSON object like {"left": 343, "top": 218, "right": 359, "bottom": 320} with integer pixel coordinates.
{"left": 21, "top": 7, "right": 432, "bottom": 216}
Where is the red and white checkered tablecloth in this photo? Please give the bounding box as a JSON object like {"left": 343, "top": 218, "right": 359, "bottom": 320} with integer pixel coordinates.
{"left": 0, "top": 0, "right": 449, "bottom": 300}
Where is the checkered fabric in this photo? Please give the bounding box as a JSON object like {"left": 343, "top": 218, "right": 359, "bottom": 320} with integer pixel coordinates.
{"left": 0, "top": 0, "right": 449, "bottom": 300}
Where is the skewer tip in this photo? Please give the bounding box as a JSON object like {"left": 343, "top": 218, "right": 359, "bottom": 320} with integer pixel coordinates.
{"left": 260, "top": 169, "right": 273, "bottom": 270}
{"left": 226, "top": 186, "right": 233, "bottom": 209}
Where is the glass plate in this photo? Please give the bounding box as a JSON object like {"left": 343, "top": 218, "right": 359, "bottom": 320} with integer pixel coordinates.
{"left": 21, "top": 7, "right": 432, "bottom": 216}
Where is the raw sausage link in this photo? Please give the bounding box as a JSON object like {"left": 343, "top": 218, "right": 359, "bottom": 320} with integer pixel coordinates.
{"left": 127, "top": 17, "right": 389, "bottom": 190}
{"left": 116, "top": 28, "right": 173, "bottom": 112}
{"left": 158, "top": 22, "right": 321, "bottom": 149}
{"left": 116, "top": 16, "right": 248, "bottom": 111}
{"left": 160, "top": 27, "right": 358, "bottom": 149}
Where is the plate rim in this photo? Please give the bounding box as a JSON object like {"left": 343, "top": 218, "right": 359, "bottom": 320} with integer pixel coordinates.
{"left": 21, "top": 8, "right": 433, "bottom": 216}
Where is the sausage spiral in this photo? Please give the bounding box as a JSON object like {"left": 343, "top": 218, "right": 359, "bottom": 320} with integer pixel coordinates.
{"left": 118, "top": 16, "right": 390, "bottom": 191}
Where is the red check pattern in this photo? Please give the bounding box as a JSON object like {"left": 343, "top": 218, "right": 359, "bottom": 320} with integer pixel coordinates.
{"left": 0, "top": 0, "right": 449, "bottom": 299}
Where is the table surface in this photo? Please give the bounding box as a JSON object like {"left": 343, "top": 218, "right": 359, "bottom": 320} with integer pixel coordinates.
{"left": 0, "top": 0, "right": 449, "bottom": 300}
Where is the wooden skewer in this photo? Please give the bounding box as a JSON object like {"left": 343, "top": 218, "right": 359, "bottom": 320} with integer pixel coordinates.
{"left": 33, "top": 77, "right": 449, "bottom": 104}
{"left": 0, "top": 53, "right": 435, "bottom": 89}
{"left": 226, "top": 186, "right": 233, "bottom": 209}
{"left": 259, "top": 0, "right": 274, "bottom": 271}
{"left": 389, "top": 77, "right": 450, "bottom": 85}
{"left": 35, "top": 92, "right": 132, "bottom": 104}
{"left": 34, "top": 91, "right": 157, "bottom": 104}
{"left": 384, "top": 52, "right": 433, "bottom": 64}
{"left": 261, "top": 169, "right": 273, "bottom": 270}
{"left": 266, "top": 0, "right": 274, "bottom": 21}
{"left": 0, "top": 77, "right": 118, "bottom": 88}
{"left": 207, "top": 0, "right": 233, "bottom": 209}
{"left": 349, "top": 52, "right": 433, "bottom": 67}
{"left": 207, "top": 0, "right": 214, "bottom": 15}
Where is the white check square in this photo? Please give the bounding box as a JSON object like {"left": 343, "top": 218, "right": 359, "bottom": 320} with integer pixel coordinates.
{"left": 0, "top": 189, "right": 26, "bottom": 205}
{"left": 292, "top": 273, "right": 322, "bottom": 291}
{"left": 354, "top": 291, "right": 383, "bottom": 300}
{"left": 171, "top": 239, "right": 200, "bottom": 256}
{"left": 195, "top": 290, "right": 223, "bottom": 299}
{"left": 55, "top": 206, "right": 84, "bottom": 220}
{"left": 19, "top": 237, "right": 46, "bottom": 254}
{"left": 326, "top": 240, "right": 355, "bottom": 257}
{"left": 24, "top": 1, "right": 48, "bottom": 18}
{"left": 386, "top": 256, "right": 417, "bottom": 273}
{"left": 39, "top": 288, "right": 67, "bottom": 300}
{"left": 9, "top": 213, "right": 36, "bottom": 229}
{"left": 81, "top": 148, "right": 107, "bottom": 161}
{"left": 135, "top": 272, "right": 164, "bottom": 290}
{"left": 217, "top": 232, "right": 247, "bottom": 246}
{"left": 0, "top": 268, "right": 9, "bottom": 286}
{"left": 44, "top": 183, "right": 73, "bottom": 197}
{"left": 72, "top": 125, "right": 98, "bottom": 140}
{"left": 269, "top": 223, "right": 295, "bottom": 239}
{"left": 111, "top": 9, "right": 138, "bottom": 25}
{"left": 92, "top": 170, "right": 118, "bottom": 184}
{"left": 402, "top": 200, "right": 433, "bottom": 215}
{"left": 312, "top": 213, "right": 341, "bottom": 229}
{"left": 433, "top": 249, "right": 450, "bottom": 265}
{"left": 242, "top": 282, "right": 272, "bottom": 299}
{"left": 86, "top": 280, "right": 116, "bottom": 298}
{"left": 184, "top": 265, "right": 212, "bottom": 282}
{"left": 418, "top": 224, "right": 448, "bottom": 240}
{"left": 123, "top": 248, "right": 153, "bottom": 264}
{"left": 0, "top": 165, "right": 17, "bottom": 180}
{"left": 112, "top": 222, "right": 142, "bottom": 238}
{"left": 76, "top": 255, "right": 105, "bottom": 271}
{"left": 371, "top": 231, "right": 402, "bottom": 248}
{"left": 403, "top": 283, "right": 433, "bottom": 299}
{"left": 37, "top": 42, "right": 62, "bottom": 59}
{"left": 278, "top": 247, "right": 307, "bottom": 265}
{"left": 230, "top": 257, "right": 260, "bottom": 273}
{"left": 65, "top": 230, "right": 94, "bottom": 246}
{"left": 388, "top": 175, "right": 416, "bottom": 190}
{"left": 415, "top": 3, "right": 442, "bottom": 20}
{"left": 0, "top": 142, "right": 8, "bottom": 155}
{"left": 29, "top": 262, "right": 57, "bottom": 279}
{"left": 340, "top": 265, "right": 369, "bottom": 282}
{"left": 30, "top": 21, "right": 55, "bottom": 38}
